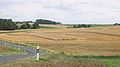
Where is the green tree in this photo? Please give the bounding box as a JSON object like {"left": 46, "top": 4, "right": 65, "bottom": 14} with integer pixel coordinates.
{"left": 81, "top": 24, "right": 85, "bottom": 28}
{"left": 32, "top": 22, "right": 39, "bottom": 29}
{"left": 78, "top": 24, "right": 81, "bottom": 28}
{"left": 84, "top": 24, "right": 88, "bottom": 28}
{"left": 26, "top": 23, "right": 31, "bottom": 29}
{"left": 114, "top": 23, "right": 120, "bottom": 26}
{"left": 0, "top": 19, "right": 18, "bottom": 30}
{"left": 73, "top": 25, "right": 77, "bottom": 28}
{"left": 20, "top": 24, "right": 27, "bottom": 29}
{"left": 87, "top": 24, "right": 91, "bottom": 28}
{"left": 35, "top": 19, "right": 62, "bottom": 25}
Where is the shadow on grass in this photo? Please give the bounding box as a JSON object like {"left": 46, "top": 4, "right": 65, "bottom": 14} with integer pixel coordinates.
{"left": 35, "top": 58, "right": 48, "bottom": 62}
{"left": 39, "top": 58, "right": 48, "bottom": 61}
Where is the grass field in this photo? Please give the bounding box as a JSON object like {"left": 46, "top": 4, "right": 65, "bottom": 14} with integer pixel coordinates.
{"left": 0, "top": 26, "right": 120, "bottom": 67}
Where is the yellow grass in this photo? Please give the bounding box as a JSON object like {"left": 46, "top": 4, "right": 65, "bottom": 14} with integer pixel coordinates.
{"left": 39, "top": 24, "right": 68, "bottom": 29}
{"left": 0, "top": 46, "right": 12, "bottom": 53}
{"left": 0, "top": 26, "right": 120, "bottom": 56}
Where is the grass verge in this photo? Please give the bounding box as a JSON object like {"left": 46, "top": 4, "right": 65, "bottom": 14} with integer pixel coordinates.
{"left": 1, "top": 53, "right": 120, "bottom": 67}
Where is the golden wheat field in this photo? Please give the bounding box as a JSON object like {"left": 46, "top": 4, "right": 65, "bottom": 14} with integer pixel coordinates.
{"left": 0, "top": 26, "right": 120, "bottom": 56}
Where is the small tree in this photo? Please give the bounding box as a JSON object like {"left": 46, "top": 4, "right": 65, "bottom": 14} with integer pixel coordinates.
{"left": 114, "top": 23, "right": 119, "bottom": 26}
{"left": 32, "top": 22, "right": 39, "bottom": 29}
{"left": 26, "top": 23, "right": 31, "bottom": 29}
{"left": 84, "top": 24, "right": 88, "bottom": 28}
{"left": 81, "top": 24, "right": 85, "bottom": 28}
{"left": 20, "top": 24, "right": 27, "bottom": 29}
{"left": 78, "top": 24, "right": 81, "bottom": 28}
{"left": 87, "top": 24, "right": 91, "bottom": 28}
{"left": 73, "top": 25, "right": 77, "bottom": 28}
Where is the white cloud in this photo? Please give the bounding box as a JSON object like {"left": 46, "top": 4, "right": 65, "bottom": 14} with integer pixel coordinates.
{"left": 0, "top": 0, "right": 120, "bottom": 24}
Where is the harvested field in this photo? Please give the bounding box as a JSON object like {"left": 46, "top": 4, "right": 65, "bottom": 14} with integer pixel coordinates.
{"left": 0, "top": 26, "right": 120, "bottom": 56}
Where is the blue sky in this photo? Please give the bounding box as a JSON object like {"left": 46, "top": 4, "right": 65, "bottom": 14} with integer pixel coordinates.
{"left": 0, "top": 0, "right": 120, "bottom": 24}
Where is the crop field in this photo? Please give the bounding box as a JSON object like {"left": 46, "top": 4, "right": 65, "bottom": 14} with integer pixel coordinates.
{"left": 0, "top": 26, "right": 120, "bottom": 67}
{"left": 0, "top": 26, "right": 120, "bottom": 56}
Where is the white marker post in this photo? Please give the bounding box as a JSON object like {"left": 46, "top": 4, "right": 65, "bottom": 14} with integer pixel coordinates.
{"left": 36, "top": 46, "right": 40, "bottom": 61}
{"left": 5, "top": 43, "right": 6, "bottom": 47}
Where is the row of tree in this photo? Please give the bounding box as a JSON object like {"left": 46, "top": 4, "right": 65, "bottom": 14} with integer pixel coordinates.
{"left": 0, "top": 18, "right": 62, "bottom": 30}
{"left": 20, "top": 22, "right": 39, "bottom": 29}
{"left": 73, "top": 24, "right": 91, "bottom": 28}
{"left": 114, "top": 23, "right": 120, "bottom": 26}
{"left": 0, "top": 19, "right": 40, "bottom": 30}
{"left": 15, "top": 19, "right": 62, "bottom": 25}
{"left": 35, "top": 19, "right": 61, "bottom": 25}
{"left": 0, "top": 19, "right": 18, "bottom": 30}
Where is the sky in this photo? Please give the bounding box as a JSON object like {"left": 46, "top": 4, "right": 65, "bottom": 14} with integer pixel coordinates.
{"left": 0, "top": 0, "right": 120, "bottom": 24}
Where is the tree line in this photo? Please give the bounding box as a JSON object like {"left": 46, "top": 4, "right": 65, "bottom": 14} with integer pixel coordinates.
{"left": 73, "top": 24, "right": 91, "bottom": 28}
{"left": 0, "top": 18, "right": 62, "bottom": 30}
{"left": 0, "top": 19, "right": 43, "bottom": 30}
{"left": 114, "top": 23, "right": 120, "bottom": 26}
{"left": 15, "top": 22, "right": 39, "bottom": 29}
{"left": 35, "top": 19, "right": 61, "bottom": 25}
{"left": 0, "top": 19, "right": 18, "bottom": 30}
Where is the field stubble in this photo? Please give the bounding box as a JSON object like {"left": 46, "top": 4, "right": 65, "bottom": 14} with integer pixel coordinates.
{"left": 0, "top": 26, "right": 120, "bottom": 56}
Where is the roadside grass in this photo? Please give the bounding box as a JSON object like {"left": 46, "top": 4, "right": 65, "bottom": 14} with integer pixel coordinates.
{"left": 1, "top": 53, "right": 120, "bottom": 67}
{"left": 71, "top": 55, "right": 120, "bottom": 67}
{"left": 0, "top": 46, "right": 25, "bottom": 56}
